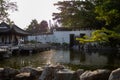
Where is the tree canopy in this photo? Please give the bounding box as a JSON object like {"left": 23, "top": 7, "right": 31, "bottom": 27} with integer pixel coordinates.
{"left": 26, "top": 19, "right": 39, "bottom": 33}
{"left": 0, "top": 0, "right": 17, "bottom": 22}
{"left": 53, "top": 0, "right": 120, "bottom": 31}
{"left": 52, "top": 0, "right": 103, "bottom": 29}
{"left": 76, "top": 28, "right": 120, "bottom": 46}
{"left": 95, "top": 0, "right": 120, "bottom": 30}
{"left": 26, "top": 19, "right": 49, "bottom": 34}
{"left": 39, "top": 20, "right": 49, "bottom": 32}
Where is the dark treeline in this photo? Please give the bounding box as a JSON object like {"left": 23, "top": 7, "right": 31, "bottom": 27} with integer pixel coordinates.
{"left": 25, "top": 19, "right": 49, "bottom": 34}
{"left": 52, "top": 0, "right": 120, "bottom": 32}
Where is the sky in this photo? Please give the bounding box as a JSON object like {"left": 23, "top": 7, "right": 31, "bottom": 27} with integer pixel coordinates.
{"left": 9, "top": 0, "right": 62, "bottom": 29}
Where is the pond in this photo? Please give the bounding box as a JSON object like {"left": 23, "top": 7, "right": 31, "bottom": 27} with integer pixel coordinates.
{"left": 0, "top": 49, "right": 120, "bottom": 70}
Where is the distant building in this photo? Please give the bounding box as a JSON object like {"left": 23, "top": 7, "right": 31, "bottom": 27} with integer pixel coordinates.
{"left": 0, "top": 22, "right": 30, "bottom": 45}
{"left": 28, "top": 29, "right": 94, "bottom": 44}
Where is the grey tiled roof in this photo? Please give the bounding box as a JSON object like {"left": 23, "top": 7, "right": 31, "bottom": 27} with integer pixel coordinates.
{"left": 0, "top": 22, "right": 30, "bottom": 35}
{"left": 12, "top": 25, "right": 30, "bottom": 35}
{"left": 0, "top": 22, "right": 11, "bottom": 33}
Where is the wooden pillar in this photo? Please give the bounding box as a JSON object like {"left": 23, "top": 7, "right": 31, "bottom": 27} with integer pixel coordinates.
{"left": 2, "top": 35, "right": 4, "bottom": 44}
{"left": 0, "top": 35, "right": 1, "bottom": 43}
{"left": 9, "top": 35, "right": 12, "bottom": 44}
{"left": 69, "top": 34, "right": 75, "bottom": 48}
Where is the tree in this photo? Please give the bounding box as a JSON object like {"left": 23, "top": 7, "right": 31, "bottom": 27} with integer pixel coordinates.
{"left": 26, "top": 20, "right": 49, "bottom": 33}
{"left": 76, "top": 28, "right": 120, "bottom": 46}
{"left": 0, "top": 0, "right": 17, "bottom": 22}
{"left": 39, "top": 20, "right": 49, "bottom": 32}
{"left": 26, "top": 19, "right": 39, "bottom": 33}
{"left": 52, "top": 0, "right": 103, "bottom": 29}
{"left": 95, "top": 0, "right": 120, "bottom": 30}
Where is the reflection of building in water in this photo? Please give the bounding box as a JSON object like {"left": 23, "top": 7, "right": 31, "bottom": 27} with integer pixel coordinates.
{"left": 101, "top": 50, "right": 120, "bottom": 67}
{"left": 85, "top": 52, "right": 107, "bottom": 66}
{"left": 70, "top": 49, "right": 86, "bottom": 64}
{"left": 52, "top": 49, "right": 108, "bottom": 66}
{"left": 52, "top": 50, "right": 70, "bottom": 64}
{"left": 69, "top": 50, "right": 108, "bottom": 66}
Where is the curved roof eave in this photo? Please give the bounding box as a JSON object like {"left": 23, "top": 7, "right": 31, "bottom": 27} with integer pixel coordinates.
{"left": 12, "top": 25, "right": 30, "bottom": 35}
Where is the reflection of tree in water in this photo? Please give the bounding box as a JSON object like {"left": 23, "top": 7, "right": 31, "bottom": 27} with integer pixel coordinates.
{"left": 0, "top": 51, "right": 54, "bottom": 69}
{"left": 70, "top": 49, "right": 86, "bottom": 63}
{"left": 98, "top": 49, "right": 120, "bottom": 69}
{"left": 80, "top": 52, "right": 86, "bottom": 62}
{"left": 69, "top": 48, "right": 120, "bottom": 69}
{"left": 85, "top": 49, "right": 120, "bottom": 69}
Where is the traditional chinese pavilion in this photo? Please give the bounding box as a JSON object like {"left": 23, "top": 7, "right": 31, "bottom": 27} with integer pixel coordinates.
{"left": 0, "top": 22, "right": 30, "bottom": 45}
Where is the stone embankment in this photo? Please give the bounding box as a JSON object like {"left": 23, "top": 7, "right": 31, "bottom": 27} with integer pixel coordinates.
{"left": 0, "top": 65, "right": 120, "bottom": 80}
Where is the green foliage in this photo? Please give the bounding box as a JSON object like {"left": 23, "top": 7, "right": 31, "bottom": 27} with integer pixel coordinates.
{"left": 113, "top": 24, "right": 120, "bottom": 33}
{"left": 53, "top": 0, "right": 103, "bottom": 29}
{"left": 39, "top": 20, "right": 49, "bottom": 32}
{"left": 62, "top": 42, "right": 69, "bottom": 46}
{"left": 95, "top": 0, "right": 120, "bottom": 29}
{"left": 26, "top": 19, "right": 39, "bottom": 33}
{"left": 26, "top": 19, "right": 49, "bottom": 33}
{"left": 28, "top": 40, "right": 37, "bottom": 44}
{"left": 0, "top": 0, "right": 17, "bottom": 22}
{"left": 53, "top": 0, "right": 120, "bottom": 31}
{"left": 76, "top": 28, "right": 120, "bottom": 46}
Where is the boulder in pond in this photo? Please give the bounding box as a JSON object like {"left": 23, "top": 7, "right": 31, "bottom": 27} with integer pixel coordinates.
{"left": 109, "top": 68, "right": 120, "bottom": 80}
{"left": 0, "top": 68, "right": 4, "bottom": 79}
{"left": 15, "top": 72, "right": 31, "bottom": 80}
{"left": 80, "top": 69, "right": 111, "bottom": 80}
{"left": 55, "top": 69, "right": 75, "bottom": 80}
{"left": 3, "top": 67, "right": 19, "bottom": 80}
{"left": 72, "top": 69, "right": 84, "bottom": 80}
{"left": 39, "top": 65, "right": 57, "bottom": 80}
{"left": 20, "top": 67, "right": 43, "bottom": 79}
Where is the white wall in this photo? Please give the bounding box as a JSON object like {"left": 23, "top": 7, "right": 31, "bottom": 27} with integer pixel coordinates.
{"left": 28, "top": 30, "right": 93, "bottom": 44}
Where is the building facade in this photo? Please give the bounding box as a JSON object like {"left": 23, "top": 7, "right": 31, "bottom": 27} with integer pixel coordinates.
{"left": 0, "top": 22, "right": 30, "bottom": 45}
{"left": 28, "top": 30, "right": 93, "bottom": 44}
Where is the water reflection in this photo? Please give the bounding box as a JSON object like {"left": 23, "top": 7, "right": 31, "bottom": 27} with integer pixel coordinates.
{"left": 52, "top": 49, "right": 107, "bottom": 65}
{"left": 52, "top": 49, "right": 120, "bottom": 69}
{"left": 0, "top": 49, "right": 120, "bottom": 69}
{"left": 51, "top": 49, "right": 70, "bottom": 64}
{"left": 0, "top": 51, "right": 54, "bottom": 68}
{"left": 69, "top": 49, "right": 107, "bottom": 66}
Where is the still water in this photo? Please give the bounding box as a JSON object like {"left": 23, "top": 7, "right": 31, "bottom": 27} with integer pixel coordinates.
{"left": 0, "top": 49, "right": 120, "bottom": 70}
